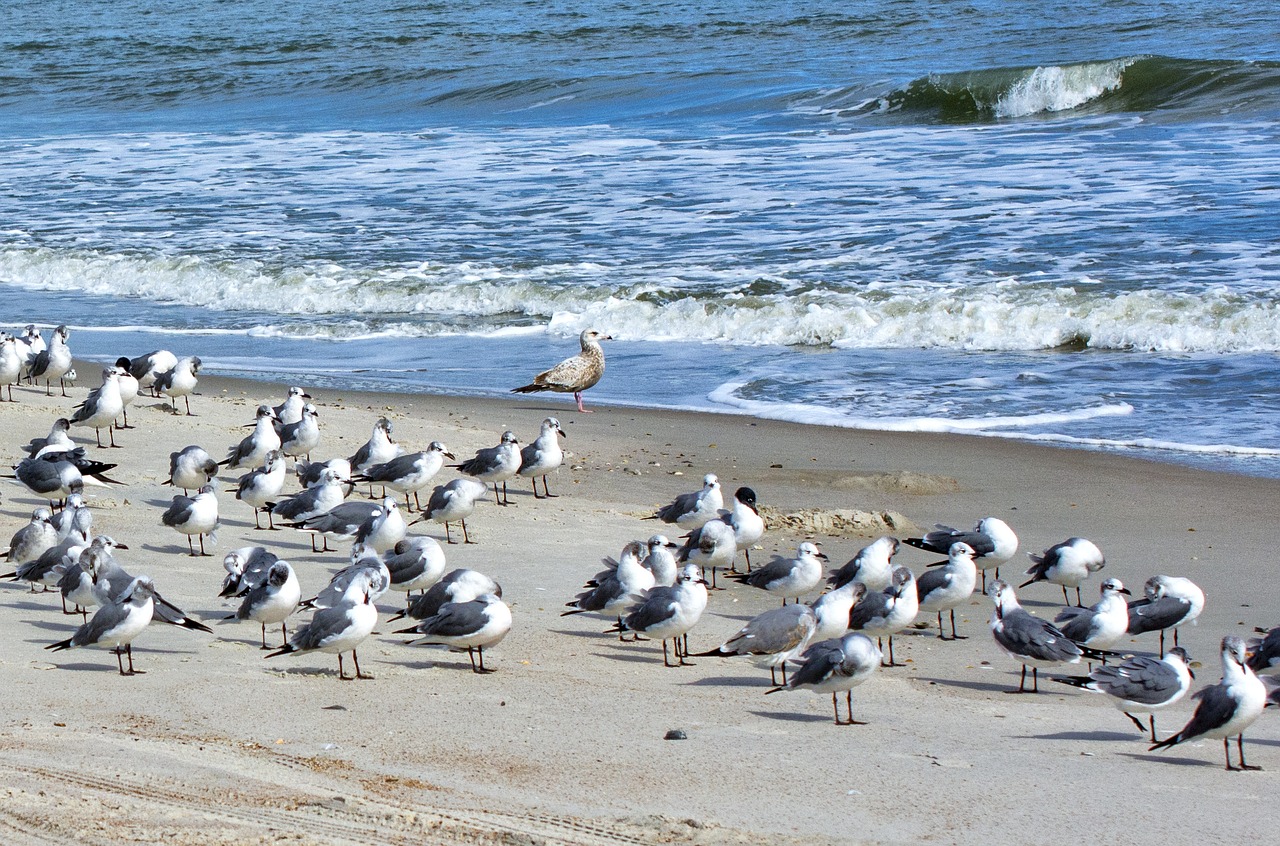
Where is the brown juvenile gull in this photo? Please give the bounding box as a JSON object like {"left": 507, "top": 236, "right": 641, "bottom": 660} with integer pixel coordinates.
{"left": 511, "top": 329, "right": 612, "bottom": 413}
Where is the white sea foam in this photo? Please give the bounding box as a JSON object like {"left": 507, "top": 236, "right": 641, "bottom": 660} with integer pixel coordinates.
{"left": 994, "top": 60, "right": 1134, "bottom": 118}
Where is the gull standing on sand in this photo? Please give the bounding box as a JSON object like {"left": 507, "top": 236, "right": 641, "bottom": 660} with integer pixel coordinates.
{"left": 987, "top": 579, "right": 1107, "bottom": 693}
{"left": 46, "top": 576, "right": 156, "bottom": 675}
{"left": 848, "top": 566, "right": 918, "bottom": 667}
{"left": 272, "top": 386, "right": 311, "bottom": 427}
{"left": 1127, "top": 574, "right": 1205, "bottom": 656}
{"left": 233, "top": 450, "right": 288, "bottom": 529}
{"left": 279, "top": 403, "right": 321, "bottom": 461}
{"left": 693, "top": 603, "right": 817, "bottom": 685}
{"left": 0, "top": 333, "right": 23, "bottom": 400}
{"left": 27, "top": 325, "right": 72, "bottom": 396}
{"left": 4, "top": 508, "right": 59, "bottom": 566}
{"left": 271, "top": 467, "right": 349, "bottom": 548}
{"left": 562, "top": 540, "right": 655, "bottom": 624}
{"left": 14, "top": 455, "right": 85, "bottom": 507}
{"left": 511, "top": 328, "right": 612, "bottom": 413}
{"left": 222, "top": 405, "right": 282, "bottom": 470}
{"left": 810, "top": 581, "right": 866, "bottom": 643}
{"left": 296, "top": 457, "right": 352, "bottom": 490}
{"left": 915, "top": 542, "right": 978, "bottom": 640}
{"left": 167, "top": 445, "right": 219, "bottom": 494}
{"left": 129, "top": 350, "right": 178, "bottom": 396}
{"left": 766, "top": 632, "right": 882, "bottom": 726}
{"left": 390, "top": 568, "right": 502, "bottom": 623}
{"left": 398, "top": 592, "right": 512, "bottom": 674}
{"left": 226, "top": 560, "right": 301, "bottom": 649}
{"left": 348, "top": 417, "right": 401, "bottom": 497}
{"left": 455, "top": 431, "right": 522, "bottom": 506}
{"left": 607, "top": 563, "right": 710, "bottom": 667}
{"left": 24, "top": 418, "right": 73, "bottom": 458}
{"left": 219, "top": 546, "right": 280, "bottom": 598}
{"left": 69, "top": 368, "right": 125, "bottom": 448}
{"left": 110, "top": 357, "right": 139, "bottom": 429}
{"left": 728, "top": 542, "right": 827, "bottom": 605}
{"left": 267, "top": 573, "right": 380, "bottom": 680}
{"left": 1054, "top": 578, "right": 1131, "bottom": 655}
{"left": 827, "top": 536, "right": 900, "bottom": 592}
{"left": 722, "top": 486, "right": 764, "bottom": 571}
{"left": 383, "top": 536, "right": 447, "bottom": 606}
{"left": 905, "top": 517, "right": 1018, "bottom": 591}
{"left": 301, "top": 547, "right": 390, "bottom": 610}
{"left": 287, "top": 500, "right": 382, "bottom": 553}
{"left": 414, "top": 477, "right": 489, "bottom": 544}
{"left": 650, "top": 473, "right": 723, "bottom": 530}
{"left": 1021, "top": 536, "right": 1106, "bottom": 606}
{"left": 155, "top": 355, "right": 201, "bottom": 415}
{"left": 518, "top": 417, "right": 566, "bottom": 499}
{"left": 642, "top": 535, "right": 679, "bottom": 586}
{"left": 1054, "top": 647, "right": 1194, "bottom": 741}
{"left": 353, "top": 498, "right": 408, "bottom": 554}
{"left": 353, "top": 442, "right": 454, "bottom": 512}
{"left": 676, "top": 517, "right": 737, "bottom": 589}
{"left": 1150, "top": 636, "right": 1267, "bottom": 771}
{"left": 161, "top": 482, "right": 220, "bottom": 556}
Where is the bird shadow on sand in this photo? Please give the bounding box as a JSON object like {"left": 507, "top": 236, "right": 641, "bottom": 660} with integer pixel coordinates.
{"left": 548, "top": 627, "right": 617, "bottom": 639}
{"left": 746, "top": 709, "right": 831, "bottom": 724}
{"left": 1118, "top": 752, "right": 1221, "bottom": 768}
{"left": 591, "top": 650, "right": 663, "bottom": 665}
{"left": 1013, "top": 730, "right": 1141, "bottom": 743}
{"left": 914, "top": 675, "right": 1014, "bottom": 694}
{"left": 4, "top": 597, "right": 66, "bottom": 614}
{"left": 42, "top": 661, "right": 129, "bottom": 674}
{"left": 23, "top": 620, "right": 85, "bottom": 635}
{"left": 680, "top": 675, "right": 769, "bottom": 688}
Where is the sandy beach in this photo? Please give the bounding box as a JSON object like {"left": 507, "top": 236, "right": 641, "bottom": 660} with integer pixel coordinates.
{"left": 1, "top": 365, "right": 1277, "bottom": 845}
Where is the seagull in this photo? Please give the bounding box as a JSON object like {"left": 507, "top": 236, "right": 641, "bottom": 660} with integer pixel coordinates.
{"left": 352, "top": 498, "right": 408, "bottom": 554}
{"left": 605, "top": 563, "right": 709, "bottom": 667}
{"left": 649, "top": 473, "right": 722, "bottom": 530}
{"left": 233, "top": 450, "right": 288, "bottom": 529}
{"left": 1055, "top": 647, "right": 1194, "bottom": 741}
{"left": 155, "top": 355, "right": 201, "bottom": 415}
{"left": 675, "top": 517, "right": 737, "bottom": 589}
{"left": 50, "top": 494, "right": 92, "bottom": 541}
{"left": 69, "top": 369, "right": 125, "bottom": 448}
{"left": 414, "top": 477, "right": 489, "bottom": 544}
{"left": 226, "top": 560, "right": 301, "bottom": 649}
{"left": 270, "top": 468, "right": 349, "bottom": 549}
{"left": 46, "top": 576, "right": 156, "bottom": 675}
{"left": 287, "top": 500, "right": 382, "bottom": 553}
{"left": 987, "top": 579, "right": 1108, "bottom": 693}
{"left": 562, "top": 540, "right": 655, "bottom": 626}
{"left": 161, "top": 483, "right": 220, "bottom": 556}
{"left": 266, "top": 573, "right": 379, "bottom": 680}
{"left": 353, "top": 442, "right": 454, "bottom": 512}
{"left": 14, "top": 455, "right": 85, "bottom": 508}
{"left": 24, "top": 418, "right": 74, "bottom": 458}
{"left": 166, "top": 445, "right": 219, "bottom": 494}
{"left": 916, "top": 542, "right": 978, "bottom": 640}
{"left": 827, "top": 536, "right": 900, "bottom": 592}
{"left": 5, "top": 528, "right": 89, "bottom": 594}
{"left": 397, "top": 593, "right": 512, "bottom": 673}
{"left": 389, "top": 568, "right": 502, "bottom": 623}
{"left": 641, "top": 535, "right": 679, "bottom": 586}
{"left": 348, "top": 417, "right": 401, "bottom": 498}
{"left": 110, "top": 357, "right": 139, "bottom": 429}
{"left": 383, "top": 536, "right": 447, "bottom": 607}
{"left": 518, "top": 417, "right": 566, "bottom": 499}
{"left": 727, "top": 542, "right": 827, "bottom": 605}
{"left": 454, "top": 431, "right": 522, "bottom": 506}
{"left": 221, "top": 405, "right": 282, "bottom": 470}
{"left": 722, "top": 487, "right": 764, "bottom": 571}
{"left": 129, "top": 349, "right": 178, "bottom": 396}
{"left": 4, "top": 508, "right": 59, "bottom": 565}
{"left": 219, "top": 546, "right": 279, "bottom": 598}
{"left": 810, "top": 581, "right": 866, "bottom": 643}
{"left": 272, "top": 386, "right": 311, "bottom": 427}
{"left": 1246, "top": 626, "right": 1280, "bottom": 674}
{"left": 58, "top": 540, "right": 106, "bottom": 619}
{"left": 300, "top": 547, "right": 390, "bottom": 610}
{"left": 27, "top": 325, "right": 72, "bottom": 396}
{"left": 765, "top": 633, "right": 882, "bottom": 726}
{"left": 1021, "top": 537, "right": 1106, "bottom": 605}
{"left": 0, "top": 333, "right": 23, "bottom": 401}
{"left": 1055, "top": 578, "right": 1131, "bottom": 656}
{"left": 905, "top": 517, "right": 1018, "bottom": 591}
{"left": 296, "top": 457, "right": 353, "bottom": 490}
{"left": 692, "top": 603, "right": 817, "bottom": 685}
{"left": 848, "top": 566, "right": 918, "bottom": 667}
{"left": 511, "top": 328, "right": 611, "bottom": 413}
{"left": 279, "top": 403, "right": 320, "bottom": 461}
{"left": 1127, "top": 575, "right": 1205, "bottom": 656}
{"left": 1150, "top": 636, "right": 1267, "bottom": 771}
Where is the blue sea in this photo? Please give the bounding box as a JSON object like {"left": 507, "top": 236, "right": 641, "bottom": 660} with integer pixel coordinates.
{"left": 3, "top": 1, "right": 1279, "bottom": 475}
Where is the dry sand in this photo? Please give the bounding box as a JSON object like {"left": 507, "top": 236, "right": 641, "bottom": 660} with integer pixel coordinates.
{"left": 1, "top": 366, "right": 1277, "bottom": 845}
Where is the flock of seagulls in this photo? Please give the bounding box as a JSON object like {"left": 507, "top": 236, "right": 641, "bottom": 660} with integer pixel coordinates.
{"left": 1, "top": 323, "right": 1277, "bottom": 773}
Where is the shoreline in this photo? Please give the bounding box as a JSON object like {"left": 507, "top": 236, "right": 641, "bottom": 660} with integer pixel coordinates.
{"left": 1, "top": 365, "right": 1276, "bottom": 844}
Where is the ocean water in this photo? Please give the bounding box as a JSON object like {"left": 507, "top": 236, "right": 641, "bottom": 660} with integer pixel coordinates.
{"left": 2, "top": 1, "right": 1279, "bottom": 475}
